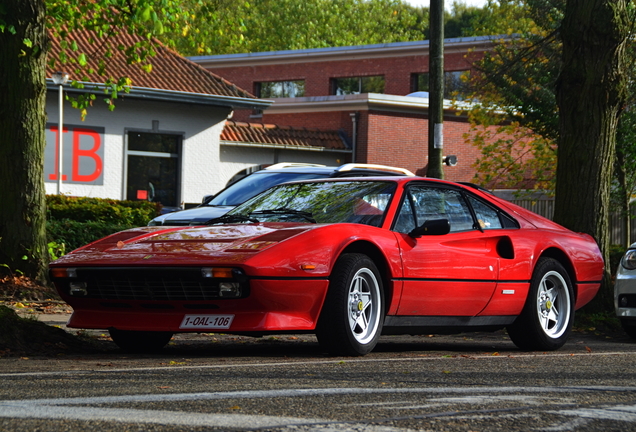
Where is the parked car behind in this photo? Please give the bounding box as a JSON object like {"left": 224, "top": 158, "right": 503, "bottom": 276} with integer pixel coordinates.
{"left": 148, "top": 163, "right": 415, "bottom": 226}
{"left": 615, "top": 245, "right": 636, "bottom": 338}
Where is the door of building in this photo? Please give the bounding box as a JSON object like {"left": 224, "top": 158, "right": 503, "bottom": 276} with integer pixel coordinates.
{"left": 126, "top": 132, "right": 181, "bottom": 210}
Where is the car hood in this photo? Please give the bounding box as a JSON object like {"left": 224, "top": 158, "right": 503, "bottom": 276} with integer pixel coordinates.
{"left": 51, "top": 224, "right": 315, "bottom": 267}
{"left": 149, "top": 205, "right": 235, "bottom": 226}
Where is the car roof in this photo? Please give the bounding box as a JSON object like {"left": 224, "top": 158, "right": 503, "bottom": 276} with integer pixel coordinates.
{"left": 256, "top": 163, "right": 415, "bottom": 177}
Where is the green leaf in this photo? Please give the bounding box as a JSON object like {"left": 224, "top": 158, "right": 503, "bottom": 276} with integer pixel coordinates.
{"left": 78, "top": 53, "right": 88, "bottom": 66}
{"left": 141, "top": 5, "right": 153, "bottom": 21}
{"left": 23, "top": 38, "right": 32, "bottom": 48}
{"left": 154, "top": 20, "right": 164, "bottom": 34}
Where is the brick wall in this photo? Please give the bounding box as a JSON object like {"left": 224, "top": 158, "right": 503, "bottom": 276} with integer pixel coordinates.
{"left": 208, "top": 50, "right": 478, "bottom": 98}
{"left": 365, "top": 110, "right": 484, "bottom": 183}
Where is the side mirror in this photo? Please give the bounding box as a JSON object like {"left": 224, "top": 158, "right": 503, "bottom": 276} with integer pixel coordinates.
{"left": 408, "top": 218, "right": 451, "bottom": 238}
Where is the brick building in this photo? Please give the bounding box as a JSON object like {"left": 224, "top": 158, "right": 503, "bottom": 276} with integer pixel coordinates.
{"left": 191, "top": 36, "right": 500, "bottom": 182}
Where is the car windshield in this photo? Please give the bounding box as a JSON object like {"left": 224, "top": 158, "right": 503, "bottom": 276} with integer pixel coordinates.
{"left": 208, "top": 172, "right": 328, "bottom": 206}
{"left": 226, "top": 180, "right": 397, "bottom": 226}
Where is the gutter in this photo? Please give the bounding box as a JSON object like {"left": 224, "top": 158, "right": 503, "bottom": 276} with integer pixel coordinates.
{"left": 46, "top": 80, "right": 273, "bottom": 110}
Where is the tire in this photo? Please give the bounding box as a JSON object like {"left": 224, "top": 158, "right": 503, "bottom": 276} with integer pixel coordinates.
{"left": 316, "top": 253, "right": 384, "bottom": 356}
{"left": 620, "top": 318, "right": 636, "bottom": 339}
{"left": 507, "top": 258, "right": 574, "bottom": 351}
{"left": 108, "top": 328, "right": 173, "bottom": 353}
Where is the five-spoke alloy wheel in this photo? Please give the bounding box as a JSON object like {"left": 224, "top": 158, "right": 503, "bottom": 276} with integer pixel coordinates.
{"left": 508, "top": 257, "right": 574, "bottom": 351}
{"left": 317, "top": 253, "right": 384, "bottom": 356}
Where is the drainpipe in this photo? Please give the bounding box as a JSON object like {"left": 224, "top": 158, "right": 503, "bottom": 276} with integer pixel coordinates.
{"left": 349, "top": 112, "right": 358, "bottom": 163}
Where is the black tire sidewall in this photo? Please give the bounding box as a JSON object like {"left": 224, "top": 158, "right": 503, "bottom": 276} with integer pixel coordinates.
{"left": 508, "top": 258, "right": 574, "bottom": 351}
{"left": 317, "top": 253, "right": 384, "bottom": 356}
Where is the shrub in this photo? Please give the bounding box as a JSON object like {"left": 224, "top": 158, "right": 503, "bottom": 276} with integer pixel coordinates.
{"left": 46, "top": 195, "right": 162, "bottom": 254}
{"left": 47, "top": 219, "right": 135, "bottom": 253}
{"left": 46, "top": 195, "right": 160, "bottom": 226}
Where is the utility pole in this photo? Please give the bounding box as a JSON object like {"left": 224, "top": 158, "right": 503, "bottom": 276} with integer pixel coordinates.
{"left": 428, "top": 0, "right": 444, "bottom": 179}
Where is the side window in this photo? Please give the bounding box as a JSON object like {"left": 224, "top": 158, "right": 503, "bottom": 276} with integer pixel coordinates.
{"left": 466, "top": 195, "right": 503, "bottom": 230}
{"left": 393, "top": 186, "right": 474, "bottom": 233}
{"left": 393, "top": 195, "right": 416, "bottom": 234}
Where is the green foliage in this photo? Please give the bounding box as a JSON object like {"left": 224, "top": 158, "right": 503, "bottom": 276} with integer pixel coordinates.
{"left": 468, "top": 115, "right": 556, "bottom": 192}
{"left": 46, "top": 219, "right": 134, "bottom": 253}
{"left": 45, "top": 195, "right": 161, "bottom": 253}
{"left": 47, "top": 241, "right": 66, "bottom": 261}
{"left": 165, "top": 0, "right": 427, "bottom": 55}
{"left": 46, "top": 195, "right": 160, "bottom": 226}
{"left": 44, "top": 0, "right": 193, "bottom": 116}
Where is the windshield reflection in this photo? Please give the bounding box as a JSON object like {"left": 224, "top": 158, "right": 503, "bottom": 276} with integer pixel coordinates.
{"left": 228, "top": 181, "right": 396, "bottom": 227}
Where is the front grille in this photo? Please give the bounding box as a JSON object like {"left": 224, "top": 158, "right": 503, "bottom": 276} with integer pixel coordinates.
{"left": 72, "top": 267, "right": 237, "bottom": 301}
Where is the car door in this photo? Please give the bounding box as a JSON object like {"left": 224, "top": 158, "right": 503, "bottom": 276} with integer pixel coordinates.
{"left": 392, "top": 184, "right": 500, "bottom": 316}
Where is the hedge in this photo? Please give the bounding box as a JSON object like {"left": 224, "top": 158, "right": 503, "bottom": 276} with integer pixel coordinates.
{"left": 46, "top": 195, "right": 162, "bottom": 254}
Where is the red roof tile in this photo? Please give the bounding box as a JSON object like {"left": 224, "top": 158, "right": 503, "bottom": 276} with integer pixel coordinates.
{"left": 47, "top": 30, "right": 256, "bottom": 100}
{"left": 221, "top": 121, "right": 350, "bottom": 151}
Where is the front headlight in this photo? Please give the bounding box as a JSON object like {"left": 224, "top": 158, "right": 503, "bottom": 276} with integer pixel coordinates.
{"left": 622, "top": 250, "right": 636, "bottom": 270}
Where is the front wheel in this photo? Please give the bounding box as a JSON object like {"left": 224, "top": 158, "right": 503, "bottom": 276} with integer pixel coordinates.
{"left": 507, "top": 258, "right": 574, "bottom": 351}
{"left": 316, "top": 253, "right": 384, "bottom": 356}
{"left": 109, "top": 329, "right": 173, "bottom": 353}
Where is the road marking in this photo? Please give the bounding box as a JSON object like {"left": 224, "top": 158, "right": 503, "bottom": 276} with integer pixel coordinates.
{"left": 1, "top": 387, "right": 636, "bottom": 430}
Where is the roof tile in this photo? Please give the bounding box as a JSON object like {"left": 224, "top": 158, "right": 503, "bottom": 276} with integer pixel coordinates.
{"left": 47, "top": 30, "right": 256, "bottom": 100}
{"left": 221, "top": 120, "right": 349, "bottom": 151}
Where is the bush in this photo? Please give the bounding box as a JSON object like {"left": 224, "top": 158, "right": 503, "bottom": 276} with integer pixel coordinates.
{"left": 46, "top": 195, "right": 160, "bottom": 226}
{"left": 46, "top": 195, "right": 162, "bottom": 254}
{"left": 47, "top": 219, "right": 135, "bottom": 253}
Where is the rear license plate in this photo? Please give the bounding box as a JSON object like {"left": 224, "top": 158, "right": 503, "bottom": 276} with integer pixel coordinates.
{"left": 179, "top": 314, "right": 234, "bottom": 330}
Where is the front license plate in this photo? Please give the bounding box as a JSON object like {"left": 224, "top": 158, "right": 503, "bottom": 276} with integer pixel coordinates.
{"left": 179, "top": 314, "right": 234, "bottom": 330}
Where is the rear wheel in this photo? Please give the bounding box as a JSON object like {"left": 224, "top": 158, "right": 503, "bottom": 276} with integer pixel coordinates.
{"left": 507, "top": 258, "right": 574, "bottom": 351}
{"left": 108, "top": 329, "right": 173, "bottom": 353}
{"left": 316, "top": 253, "right": 384, "bottom": 356}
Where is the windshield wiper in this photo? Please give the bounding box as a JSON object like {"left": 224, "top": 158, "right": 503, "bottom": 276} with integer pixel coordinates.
{"left": 203, "top": 214, "right": 259, "bottom": 225}
{"left": 250, "top": 208, "right": 316, "bottom": 223}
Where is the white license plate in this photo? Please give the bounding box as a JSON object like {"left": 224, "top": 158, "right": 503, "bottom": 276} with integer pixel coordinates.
{"left": 179, "top": 314, "right": 234, "bottom": 330}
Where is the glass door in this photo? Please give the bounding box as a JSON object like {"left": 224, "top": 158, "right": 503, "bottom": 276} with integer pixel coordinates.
{"left": 126, "top": 132, "right": 181, "bottom": 210}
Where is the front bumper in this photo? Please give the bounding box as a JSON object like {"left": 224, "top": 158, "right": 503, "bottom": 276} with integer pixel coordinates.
{"left": 58, "top": 279, "right": 330, "bottom": 333}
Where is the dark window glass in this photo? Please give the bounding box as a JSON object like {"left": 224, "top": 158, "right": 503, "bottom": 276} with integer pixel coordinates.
{"left": 412, "top": 71, "right": 472, "bottom": 100}
{"left": 466, "top": 195, "right": 504, "bottom": 230}
{"left": 127, "top": 132, "right": 180, "bottom": 208}
{"left": 332, "top": 76, "right": 385, "bottom": 95}
{"left": 128, "top": 132, "right": 178, "bottom": 153}
{"left": 256, "top": 80, "right": 305, "bottom": 98}
{"left": 393, "top": 186, "right": 474, "bottom": 233}
{"left": 126, "top": 155, "right": 179, "bottom": 207}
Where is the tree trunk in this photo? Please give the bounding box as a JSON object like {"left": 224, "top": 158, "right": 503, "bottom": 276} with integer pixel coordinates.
{"left": 554, "top": 0, "right": 630, "bottom": 309}
{"left": 0, "top": 0, "right": 49, "bottom": 282}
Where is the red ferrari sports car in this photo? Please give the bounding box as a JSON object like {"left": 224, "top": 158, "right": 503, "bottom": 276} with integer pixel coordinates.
{"left": 50, "top": 177, "right": 604, "bottom": 356}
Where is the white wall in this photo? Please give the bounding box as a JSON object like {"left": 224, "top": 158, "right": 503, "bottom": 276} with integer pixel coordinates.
{"left": 45, "top": 94, "right": 230, "bottom": 204}
{"left": 45, "top": 92, "right": 350, "bottom": 206}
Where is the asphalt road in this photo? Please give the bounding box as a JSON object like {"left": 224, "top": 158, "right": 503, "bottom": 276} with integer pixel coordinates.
{"left": 2, "top": 315, "right": 636, "bottom": 432}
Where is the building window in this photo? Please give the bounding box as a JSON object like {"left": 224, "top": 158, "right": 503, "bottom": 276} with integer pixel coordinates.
{"left": 411, "top": 70, "right": 472, "bottom": 100}
{"left": 255, "top": 80, "right": 305, "bottom": 98}
{"left": 126, "top": 132, "right": 181, "bottom": 209}
{"left": 331, "top": 76, "right": 385, "bottom": 95}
